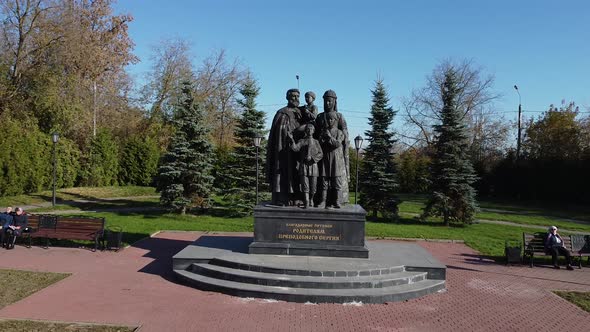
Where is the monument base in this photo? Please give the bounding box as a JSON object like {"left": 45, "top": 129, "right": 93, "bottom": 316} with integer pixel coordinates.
{"left": 172, "top": 236, "right": 446, "bottom": 304}
{"left": 249, "top": 203, "right": 368, "bottom": 258}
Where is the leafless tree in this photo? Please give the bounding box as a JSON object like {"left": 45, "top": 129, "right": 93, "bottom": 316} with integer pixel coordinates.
{"left": 402, "top": 59, "right": 508, "bottom": 164}
{"left": 195, "top": 49, "right": 247, "bottom": 148}
{"left": 139, "top": 37, "right": 194, "bottom": 121}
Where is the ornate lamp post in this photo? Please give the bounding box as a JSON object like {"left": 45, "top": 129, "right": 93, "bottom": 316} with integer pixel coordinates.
{"left": 354, "top": 135, "right": 363, "bottom": 205}
{"left": 52, "top": 133, "right": 59, "bottom": 207}
{"left": 514, "top": 85, "right": 522, "bottom": 160}
{"left": 253, "top": 134, "right": 263, "bottom": 205}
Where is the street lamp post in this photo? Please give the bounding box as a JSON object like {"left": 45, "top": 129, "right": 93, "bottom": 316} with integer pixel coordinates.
{"left": 514, "top": 85, "right": 522, "bottom": 160}
{"left": 52, "top": 133, "right": 59, "bottom": 207}
{"left": 253, "top": 134, "right": 262, "bottom": 205}
{"left": 354, "top": 135, "right": 363, "bottom": 205}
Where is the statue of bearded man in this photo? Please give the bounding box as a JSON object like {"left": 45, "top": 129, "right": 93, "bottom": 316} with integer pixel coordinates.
{"left": 266, "top": 88, "right": 303, "bottom": 206}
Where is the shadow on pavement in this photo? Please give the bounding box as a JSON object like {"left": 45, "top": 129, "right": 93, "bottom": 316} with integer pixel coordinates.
{"left": 193, "top": 235, "right": 252, "bottom": 253}
{"left": 133, "top": 235, "right": 253, "bottom": 282}
{"left": 134, "top": 237, "right": 195, "bottom": 281}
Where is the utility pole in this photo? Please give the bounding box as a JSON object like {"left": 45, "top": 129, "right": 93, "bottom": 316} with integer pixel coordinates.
{"left": 514, "top": 85, "right": 522, "bottom": 160}
{"left": 93, "top": 80, "right": 97, "bottom": 137}
{"left": 52, "top": 133, "right": 59, "bottom": 207}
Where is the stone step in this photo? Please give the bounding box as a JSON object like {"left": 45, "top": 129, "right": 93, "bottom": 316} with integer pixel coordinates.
{"left": 209, "top": 257, "right": 405, "bottom": 277}
{"left": 174, "top": 269, "right": 445, "bottom": 304}
{"left": 189, "top": 263, "right": 427, "bottom": 289}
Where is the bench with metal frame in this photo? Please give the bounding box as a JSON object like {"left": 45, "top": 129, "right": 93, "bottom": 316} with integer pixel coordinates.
{"left": 25, "top": 215, "right": 104, "bottom": 251}
{"left": 570, "top": 234, "right": 590, "bottom": 268}
{"left": 523, "top": 232, "right": 581, "bottom": 268}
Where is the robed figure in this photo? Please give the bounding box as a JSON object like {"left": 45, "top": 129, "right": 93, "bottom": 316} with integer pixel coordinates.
{"left": 266, "top": 89, "right": 303, "bottom": 206}
{"left": 315, "top": 90, "right": 350, "bottom": 206}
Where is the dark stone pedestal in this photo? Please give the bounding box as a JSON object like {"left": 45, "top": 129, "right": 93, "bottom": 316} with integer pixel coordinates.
{"left": 249, "top": 204, "right": 368, "bottom": 258}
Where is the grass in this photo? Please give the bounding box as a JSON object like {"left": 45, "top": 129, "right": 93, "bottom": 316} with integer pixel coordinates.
{"left": 0, "top": 269, "right": 137, "bottom": 331}
{"left": 3, "top": 187, "right": 589, "bottom": 260}
{"left": 553, "top": 291, "right": 590, "bottom": 312}
{"left": 47, "top": 210, "right": 525, "bottom": 259}
{"left": 366, "top": 218, "right": 530, "bottom": 258}
{"left": 479, "top": 199, "right": 590, "bottom": 221}
{"left": 89, "top": 211, "right": 253, "bottom": 245}
{"left": 476, "top": 211, "right": 590, "bottom": 233}
{"left": 0, "top": 186, "right": 157, "bottom": 208}
{"left": 0, "top": 320, "right": 136, "bottom": 332}
{"left": 27, "top": 197, "right": 160, "bottom": 213}
{"left": 395, "top": 194, "right": 590, "bottom": 233}
{"left": 57, "top": 186, "right": 156, "bottom": 198}
{"left": 0, "top": 269, "right": 69, "bottom": 310}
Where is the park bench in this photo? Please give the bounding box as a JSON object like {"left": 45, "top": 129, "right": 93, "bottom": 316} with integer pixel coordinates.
{"left": 570, "top": 234, "right": 590, "bottom": 268}
{"left": 523, "top": 232, "right": 585, "bottom": 269}
{"left": 25, "top": 215, "right": 105, "bottom": 251}
{"left": 23, "top": 214, "right": 57, "bottom": 249}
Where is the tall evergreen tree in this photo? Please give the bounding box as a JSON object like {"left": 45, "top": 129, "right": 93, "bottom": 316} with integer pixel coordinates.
{"left": 225, "top": 77, "right": 266, "bottom": 215}
{"left": 157, "top": 82, "right": 214, "bottom": 214}
{"left": 421, "top": 69, "right": 478, "bottom": 225}
{"left": 359, "top": 78, "right": 400, "bottom": 218}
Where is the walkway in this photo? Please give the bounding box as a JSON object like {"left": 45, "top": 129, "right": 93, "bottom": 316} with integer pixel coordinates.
{"left": 0, "top": 231, "right": 589, "bottom": 331}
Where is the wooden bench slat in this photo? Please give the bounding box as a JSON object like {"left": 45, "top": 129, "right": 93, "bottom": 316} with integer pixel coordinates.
{"left": 23, "top": 214, "right": 105, "bottom": 251}
{"left": 523, "top": 232, "right": 585, "bottom": 268}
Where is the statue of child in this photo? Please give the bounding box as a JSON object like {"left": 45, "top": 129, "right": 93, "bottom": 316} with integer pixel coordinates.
{"left": 289, "top": 124, "right": 323, "bottom": 208}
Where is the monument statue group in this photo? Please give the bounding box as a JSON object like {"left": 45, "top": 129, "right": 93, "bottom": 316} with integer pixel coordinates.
{"left": 172, "top": 87, "right": 445, "bottom": 304}
{"left": 266, "top": 89, "right": 350, "bottom": 209}
{"left": 250, "top": 88, "right": 367, "bottom": 258}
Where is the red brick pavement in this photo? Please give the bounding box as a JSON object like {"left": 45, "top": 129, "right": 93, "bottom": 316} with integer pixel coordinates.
{"left": 0, "top": 232, "right": 589, "bottom": 332}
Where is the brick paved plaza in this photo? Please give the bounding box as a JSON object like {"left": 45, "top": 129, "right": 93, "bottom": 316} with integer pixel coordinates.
{"left": 1, "top": 231, "right": 589, "bottom": 331}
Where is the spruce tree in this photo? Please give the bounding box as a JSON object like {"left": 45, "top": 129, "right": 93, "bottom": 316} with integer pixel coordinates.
{"left": 157, "top": 82, "right": 214, "bottom": 214}
{"left": 421, "top": 69, "right": 478, "bottom": 225}
{"left": 225, "top": 77, "right": 266, "bottom": 215}
{"left": 359, "top": 79, "right": 400, "bottom": 219}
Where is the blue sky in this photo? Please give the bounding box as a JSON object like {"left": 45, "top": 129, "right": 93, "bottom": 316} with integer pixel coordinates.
{"left": 114, "top": 0, "right": 590, "bottom": 139}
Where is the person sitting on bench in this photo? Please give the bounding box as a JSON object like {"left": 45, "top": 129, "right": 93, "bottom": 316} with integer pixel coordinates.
{"left": 3, "top": 207, "right": 27, "bottom": 249}
{"left": 545, "top": 226, "right": 574, "bottom": 270}
{"left": 0, "top": 207, "right": 14, "bottom": 247}
{"left": 0, "top": 207, "right": 13, "bottom": 229}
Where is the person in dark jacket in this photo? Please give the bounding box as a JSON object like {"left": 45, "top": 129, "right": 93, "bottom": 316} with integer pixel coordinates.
{"left": 545, "top": 226, "right": 574, "bottom": 270}
{"left": 0, "top": 207, "right": 13, "bottom": 228}
{"left": 0, "top": 207, "right": 14, "bottom": 248}
{"left": 3, "top": 207, "right": 27, "bottom": 249}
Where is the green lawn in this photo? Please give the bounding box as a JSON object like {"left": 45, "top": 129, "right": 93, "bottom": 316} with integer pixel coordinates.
{"left": 395, "top": 194, "right": 590, "bottom": 233}
{"left": 0, "top": 320, "right": 136, "bottom": 332}
{"left": 0, "top": 268, "right": 137, "bottom": 332}
{"left": 0, "top": 186, "right": 157, "bottom": 208}
{"left": 54, "top": 210, "right": 526, "bottom": 259}
{"left": 553, "top": 291, "right": 590, "bottom": 313}
{"left": 4, "top": 187, "right": 590, "bottom": 260}
{"left": 28, "top": 197, "right": 160, "bottom": 213}
{"left": 0, "top": 269, "right": 69, "bottom": 309}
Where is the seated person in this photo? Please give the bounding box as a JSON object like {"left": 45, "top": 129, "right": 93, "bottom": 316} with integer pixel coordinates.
{"left": 3, "top": 207, "right": 27, "bottom": 249}
{"left": 0, "top": 206, "right": 13, "bottom": 229}
{"left": 545, "top": 226, "right": 574, "bottom": 270}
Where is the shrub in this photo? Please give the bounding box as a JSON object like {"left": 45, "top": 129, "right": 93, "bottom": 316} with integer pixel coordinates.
{"left": 79, "top": 130, "right": 119, "bottom": 186}
{"left": 119, "top": 136, "right": 160, "bottom": 186}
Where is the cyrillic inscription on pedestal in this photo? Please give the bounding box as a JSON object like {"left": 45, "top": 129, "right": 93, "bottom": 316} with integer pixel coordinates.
{"left": 249, "top": 204, "right": 368, "bottom": 258}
